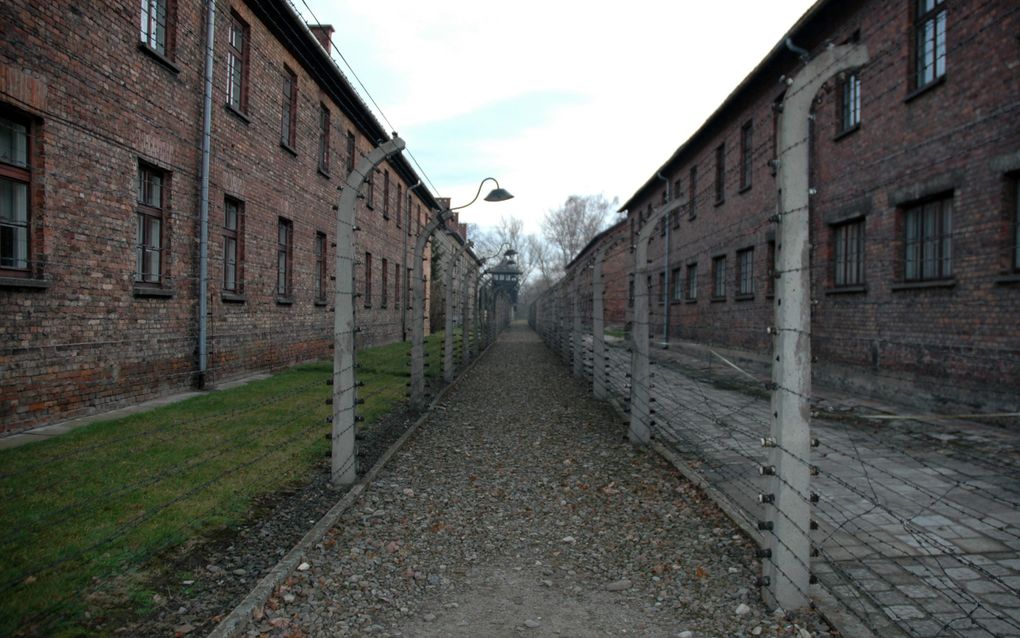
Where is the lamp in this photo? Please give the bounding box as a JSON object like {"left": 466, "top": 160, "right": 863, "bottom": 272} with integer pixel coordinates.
{"left": 452, "top": 177, "right": 514, "bottom": 211}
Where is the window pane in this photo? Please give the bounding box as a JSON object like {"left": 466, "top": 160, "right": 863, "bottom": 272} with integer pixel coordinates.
{"left": 225, "top": 201, "right": 237, "bottom": 230}
{"left": 935, "top": 11, "right": 946, "bottom": 78}
{"left": 0, "top": 118, "right": 28, "bottom": 168}
{"left": 278, "top": 251, "right": 287, "bottom": 294}
{"left": 225, "top": 237, "right": 236, "bottom": 290}
{"left": 0, "top": 178, "right": 27, "bottom": 224}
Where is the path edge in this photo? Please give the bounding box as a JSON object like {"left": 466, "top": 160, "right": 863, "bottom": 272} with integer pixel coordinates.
{"left": 206, "top": 339, "right": 496, "bottom": 638}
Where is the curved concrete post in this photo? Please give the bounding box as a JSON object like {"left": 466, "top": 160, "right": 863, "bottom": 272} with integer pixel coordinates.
{"left": 629, "top": 205, "right": 669, "bottom": 445}
{"left": 461, "top": 268, "right": 472, "bottom": 367}
{"left": 592, "top": 243, "right": 610, "bottom": 400}
{"left": 411, "top": 210, "right": 452, "bottom": 409}
{"left": 334, "top": 136, "right": 406, "bottom": 485}
{"left": 444, "top": 238, "right": 470, "bottom": 383}
{"left": 766, "top": 43, "right": 869, "bottom": 611}
{"left": 572, "top": 272, "right": 584, "bottom": 378}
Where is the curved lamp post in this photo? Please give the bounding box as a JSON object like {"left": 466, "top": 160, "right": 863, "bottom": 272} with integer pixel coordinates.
{"left": 410, "top": 178, "right": 512, "bottom": 409}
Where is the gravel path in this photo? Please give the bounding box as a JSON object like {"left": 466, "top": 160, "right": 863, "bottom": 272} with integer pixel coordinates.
{"left": 244, "top": 323, "right": 836, "bottom": 637}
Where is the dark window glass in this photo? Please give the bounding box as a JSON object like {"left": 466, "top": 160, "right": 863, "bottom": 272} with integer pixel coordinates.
{"left": 714, "top": 144, "right": 725, "bottom": 204}
{"left": 277, "top": 218, "right": 292, "bottom": 296}
{"left": 136, "top": 164, "right": 165, "bottom": 284}
{"left": 227, "top": 13, "right": 249, "bottom": 112}
{"left": 364, "top": 251, "right": 372, "bottom": 307}
{"left": 318, "top": 104, "right": 330, "bottom": 173}
{"left": 915, "top": 0, "right": 947, "bottom": 89}
{"left": 737, "top": 248, "right": 754, "bottom": 296}
{"left": 712, "top": 255, "right": 726, "bottom": 298}
{"left": 223, "top": 197, "right": 243, "bottom": 292}
{"left": 281, "top": 68, "right": 297, "bottom": 148}
{"left": 685, "top": 264, "right": 698, "bottom": 301}
{"left": 840, "top": 73, "right": 861, "bottom": 132}
{"left": 315, "top": 231, "right": 327, "bottom": 301}
{"left": 833, "top": 219, "right": 865, "bottom": 287}
{"left": 346, "top": 131, "right": 355, "bottom": 174}
{"left": 740, "top": 122, "right": 753, "bottom": 190}
{"left": 0, "top": 114, "right": 30, "bottom": 272}
{"left": 671, "top": 267, "right": 683, "bottom": 301}
{"left": 904, "top": 197, "right": 952, "bottom": 281}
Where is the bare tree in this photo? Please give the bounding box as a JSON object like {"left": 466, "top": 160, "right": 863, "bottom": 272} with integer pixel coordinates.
{"left": 541, "top": 194, "right": 617, "bottom": 272}
{"left": 470, "top": 216, "right": 536, "bottom": 283}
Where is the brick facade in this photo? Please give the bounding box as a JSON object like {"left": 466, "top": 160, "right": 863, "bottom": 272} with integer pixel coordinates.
{"left": 538, "top": 0, "right": 1020, "bottom": 414}
{"left": 0, "top": 0, "right": 454, "bottom": 433}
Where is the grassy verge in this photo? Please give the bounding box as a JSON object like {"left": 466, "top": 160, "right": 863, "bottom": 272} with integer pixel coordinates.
{"left": 0, "top": 331, "right": 452, "bottom": 637}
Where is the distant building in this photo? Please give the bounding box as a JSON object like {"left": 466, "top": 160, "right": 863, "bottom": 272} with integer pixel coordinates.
{"left": 0, "top": 0, "right": 455, "bottom": 433}
{"left": 539, "top": 0, "right": 1020, "bottom": 414}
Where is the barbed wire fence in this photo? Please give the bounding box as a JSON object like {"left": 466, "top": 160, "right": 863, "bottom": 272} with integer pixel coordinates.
{"left": 529, "top": 15, "right": 1020, "bottom": 636}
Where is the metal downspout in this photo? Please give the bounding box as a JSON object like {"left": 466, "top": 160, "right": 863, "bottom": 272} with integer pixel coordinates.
{"left": 197, "top": 0, "right": 216, "bottom": 388}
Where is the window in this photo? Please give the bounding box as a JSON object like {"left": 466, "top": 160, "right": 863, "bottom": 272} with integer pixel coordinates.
{"left": 840, "top": 72, "right": 861, "bottom": 133}
{"left": 395, "top": 261, "right": 401, "bottom": 308}
{"left": 1, "top": 114, "right": 30, "bottom": 273}
{"left": 914, "top": 0, "right": 946, "bottom": 90}
{"left": 315, "top": 231, "right": 327, "bottom": 301}
{"left": 714, "top": 144, "right": 725, "bottom": 204}
{"left": 712, "top": 255, "right": 726, "bottom": 299}
{"left": 736, "top": 247, "right": 754, "bottom": 297}
{"left": 657, "top": 271, "right": 665, "bottom": 304}
{"left": 318, "top": 104, "right": 330, "bottom": 174}
{"left": 281, "top": 67, "right": 297, "bottom": 149}
{"left": 381, "top": 257, "right": 389, "bottom": 307}
{"left": 673, "top": 179, "right": 682, "bottom": 227}
{"left": 383, "top": 170, "right": 390, "bottom": 219}
{"left": 223, "top": 197, "right": 243, "bottom": 292}
{"left": 396, "top": 183, "right": 402, "bottom": 228}
{"left": 366, "top": 170, "right": 375, "bottom": 208}
{"left": 771, "top": 93, "right": 784, "bottom": 177}
{"left": 140, "top": 0, "right": 174, "bottom": 58}
{"left": 405, "top": 266, "right": 411, "bottom": 307}
{"left": 1013, "top": 179, "right": 1020, "bottom": 272}
{"left": 627, "top": 274, "right": 634, "bottom": 308}
{"left": 277, "top": 218, "right": 292, "bottom": 298}
{"left": 364, "top": 252, "right": 372, "bottom": 307}
{"left": 226, "top": 12, "right": 249, "bottom": 113}
{"left": 740, "top": 122, "right": 753, "bottom": 191}
{"left": 671, "top": 267, "right": 683, "bottom": 301}
{"left": 136, "top": 163, "right": 165, "bottom": 284}
{"left": 689, "top": 165, "right": 697, "bottom": 219}
{"left": 685, "top": 263, "right": 698, "bottom": 301}
{"left": 346, "top": 131, "right": 355, "bottom": 174}
{"left": 833, "top": 219, "right": 865, "bottom": 287}
{"left": 904, "top": 196, "right": 952, "bottom": 281}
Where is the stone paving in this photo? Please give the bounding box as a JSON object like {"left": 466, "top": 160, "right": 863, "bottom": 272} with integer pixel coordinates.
{"left": 565, "top": 335, "right": 1020, "bottom": 638}
{"left": 236, "top": 324, "right": 837, "bottom": 637}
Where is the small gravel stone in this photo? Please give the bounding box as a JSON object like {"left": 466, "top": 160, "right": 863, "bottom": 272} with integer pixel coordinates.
{"left": 524, "top": 618, "right": 541, "bottom": 628}
{"left": 735, "top": 603, "right": 751, "bottom": 616}
{"left": 606, "top": 579, "right": 632, "bottom": 592}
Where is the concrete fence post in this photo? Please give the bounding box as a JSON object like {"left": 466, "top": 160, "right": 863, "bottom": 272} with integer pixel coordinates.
{"left": 410, "top": 211, "right": 454, "bottom": 409}
{"left": 572, "top": 276, "right": 584, "bottom": 378}
{"left": 592, "top": 244, "right": 609, "bottom": 400}
{"left": 766, "top": 42, "right": 868, "bottom": 611}
{"left": 334, "top": 136, "right": 405, "bottom": 485}
{"left": 462, "top": 269, "right": 472, "bottom": 367}
{"left": 630, "top": 202, "right": 676, "bottom": 445}
{"left": 444, "top": 238, "right": 469, "bottom": 383}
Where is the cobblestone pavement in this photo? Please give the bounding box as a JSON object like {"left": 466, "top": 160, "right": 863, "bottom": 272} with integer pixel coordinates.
{"left": 570, "top": 335, "right": 1020, "bottom": 638}
{"left": 239, "top": 324, "right": 837, "bottom": 637}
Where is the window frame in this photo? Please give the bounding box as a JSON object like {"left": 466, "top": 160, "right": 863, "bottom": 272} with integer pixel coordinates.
{"left": 223, "top": 196, "right": 244, "bottom": 294}
{"left": 135, "top": 162, "right": 167, "bottom": 286}
{"left": 226, "top": 12, "right": 250, "bottom": 114}
{"left": 712, "top": 255, "right": 727, "bottom": 300}
{"left": 1013, "top": 178, "right": 1020, "bottom": 273}
{"left": 912, "top": 0, "right": 947, "bottom": 92}
{"left": 318, "top": 104, "right": 330, "bottom": 175}
{"left": 366, "top": 170, "right": 375, "bottom": 208}
{"left": 277, "top": 217, "right": 293, "bottom": 299}
{"left": 736, "top": 247, "right": 754, "bottom": 297}
{"left": 685, "top": 263, "right": 698, "bottom": 302}
{"left": 689, "top": 165, "right": 698, "bottom": 219}
{"left": 714, "top": 143, "right": 725, "bottom": 205}
{"left": 739, "top": 121, "right": 753, "bottom": 191}
{"left": 280, "top": 66, "right": 298, "bottom": 151}
{"left": 139, "top": 0, "right": 176, "bottom": 60}
{"left": 395, "top": 261, "right": 401, "bottom": 308}
{"left": 396, "top": 183, "right": 403, "bottom": 228}
{"left": 902, "top": 195, "right": 953, "bottom": 282}
{"left": 657, "top": 271, "right": 665, "bottom": 305}
{"left": 0, "top": 112, "right": 32, "bottom": 277}
{"left": 382, "top": 170, "right": 390, "bottom": 219}
{"left": 381, "top": 257, "right": 389, "bottom": 308}
{"left": 671, "top": 267, "right": 683, "bottom": 302}
{"left": 832, "top": 218, "right": 865, "bottom": 288}
{"left": 838, "top": 72, "right": 862, "bottom": 135}
{"left": 346, "top": 131, "right": 356, "bottom": 175}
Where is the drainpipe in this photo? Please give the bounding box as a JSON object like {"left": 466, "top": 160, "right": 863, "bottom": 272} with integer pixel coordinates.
{"left": 196, "top": 0, "right": 216, "bottom": 388}
{"left": 404, "top": 181, "right": 422, "bottom": 341}
{"left": 656, "top": 171, "right": 670, "bottom": 349}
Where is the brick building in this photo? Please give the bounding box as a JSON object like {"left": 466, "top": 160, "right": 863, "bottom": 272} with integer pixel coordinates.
{"left": 0, "top": 0, "right": 453, "bottom": 433}
{"left": 544, "top": 0, "right": 1020, "bottom": 414}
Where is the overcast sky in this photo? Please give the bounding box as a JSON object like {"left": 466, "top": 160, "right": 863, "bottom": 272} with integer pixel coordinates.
{"left": 299, "top": 0, "right": 818, "bottom": 235}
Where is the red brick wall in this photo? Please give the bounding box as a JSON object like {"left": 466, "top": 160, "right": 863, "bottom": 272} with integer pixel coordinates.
{"left": 0, "top": 0, "right": 442, "bottom": 433}
{"left": 564, "top": 0, "right": 1020, "bottom": 413}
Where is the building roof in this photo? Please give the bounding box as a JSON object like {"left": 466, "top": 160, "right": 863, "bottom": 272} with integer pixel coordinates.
{"left": 619, "top": 0, "right": 831, "bottom": 212}
{"left": 565, "top": 217, "right": 628, "bottom": 271}
{"left": 248, "top": 0, "right": 440, "bottom": 210}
